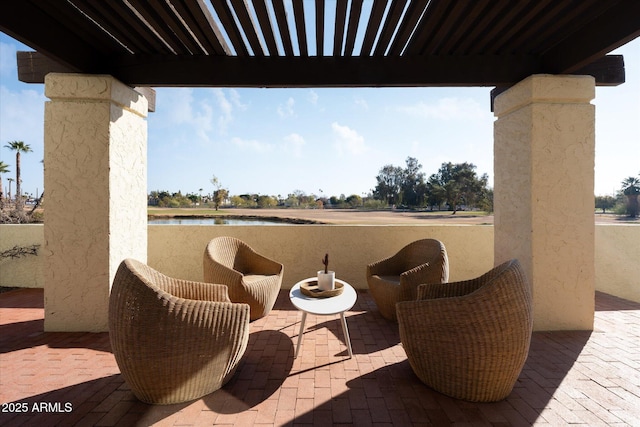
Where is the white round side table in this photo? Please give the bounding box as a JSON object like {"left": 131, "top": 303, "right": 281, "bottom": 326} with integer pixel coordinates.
{"left": 289, "top": 277, "right": 357, "bottom": 358}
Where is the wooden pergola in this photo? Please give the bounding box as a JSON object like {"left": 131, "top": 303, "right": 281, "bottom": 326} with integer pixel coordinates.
{"left": 1, "top": 0, "right": 639, "bottom": 332}
{"left": 2, "top": 1, "right": 638, "bottom": 90}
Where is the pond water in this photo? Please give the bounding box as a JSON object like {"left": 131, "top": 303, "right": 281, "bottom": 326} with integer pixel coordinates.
{"left": 148, "top": 217, "right": 290, "bottom": 225}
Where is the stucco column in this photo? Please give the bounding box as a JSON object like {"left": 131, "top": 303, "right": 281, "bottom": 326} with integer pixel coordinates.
{"left": 44, "top": 74, "right": 148, "bottom": 332}
{"left": 494, "top": 74, "right": 595, "bottom": 331}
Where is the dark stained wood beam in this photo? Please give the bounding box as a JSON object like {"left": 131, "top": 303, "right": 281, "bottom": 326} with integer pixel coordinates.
{"left": 388, "top": 0, "right": 429, "bottom": 56}
{"left": 542, "top": 0, "right": 640, "bottom": 73}
{"left": 574, "top": 54, "right": 626, "bottom": 86}
{"left": 333, "top": 0, "right": 348, "bottom": 56}
{"left": 344, "top": 0, "right": 364, "bottom": 56}
{"left": 315, "top": 0, "right": 325, "bottom": 56}
{"left": 17, "top": 51, "right": 77, "bottom": 82}
{"left": 0, "top": 1, "right": 106, "bottom": 72}
{"left": 373, "top": 0, "right": 407, "bottom": 56}
{"left": 292, "top": 1, "right": 308, "bottom": 56}
{"left": 229, "top": 0, "right": 265, "bottom": 56}
{"left": 210, "top": 0, "right": 249, "bottom": 56}
{"left": 17, "top": 52, "right": 156, "bottom": 112}
{"left": 360, "top": 0, "right": 387, "bottom": 56}
{"left": 252, "top": 0, "right": 279, "bottom": 56}
{"left": 18, "top": 49, "right": 625, "bottom": 93}
{"left": 272, "top": 0, "right": 294, "bottom": 56}
{"left": 104, "top": 53, "right": 543, "bottom": 87}
{"left": 489, "top": 55, "right": 626, "bottom": 111}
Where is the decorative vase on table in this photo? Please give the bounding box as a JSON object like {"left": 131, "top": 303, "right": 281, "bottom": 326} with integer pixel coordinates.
{"left": 318, "top": 253, "right": 335, "bottom": 291}
{"left": 317, "top": 270, "right": 335, "bottom": 291}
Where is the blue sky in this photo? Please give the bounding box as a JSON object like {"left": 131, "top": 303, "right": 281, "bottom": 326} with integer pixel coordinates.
{"left": 1, "top": 33, "right": 638, "bottom": 199}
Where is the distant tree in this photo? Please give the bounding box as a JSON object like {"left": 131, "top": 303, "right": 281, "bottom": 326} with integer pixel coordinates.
{"left": 595, "top": 195, "right": 617, "bottom": 213}
{"left": 621, "top": 175, "right": 640, "bottom": 217}
{"left": 287, "top": 189, "right": 316, "bottom": 207}
{"left": 373, "top": 164, "right": 403, "bottom": 206}
{"left": 346, "top": 194, "right": 362, "bottom": 208}
{"left": 257, "top": 195, "right": 277, "bottom": 208}
{"left": 428, "top": 162, "right": 487, "bottom": 213}
{"left": 148, "top": 190, "right": 159, "bottom": 206}
{"left": 400, "top": 157, "right": 427, "bottom": 207}
{"left": 4, "top": 140, "right": 32, "bottom": 203}
{"left": 475, "top": 187, "right": 494, "bottom": 213}
{"left": 186, "top": 193, "right": 200, "bottom": 204}
{"left": 210, "top": 175, "right": 228, "bottom": 210}
{"left": 0, "top": 161, "right": 9, "bottom": 208}
{"left": 7, "top": 178, "right": 14, "bottom": 200}
{"left": 284, "top": 194, "right": 299, "bottom": 207}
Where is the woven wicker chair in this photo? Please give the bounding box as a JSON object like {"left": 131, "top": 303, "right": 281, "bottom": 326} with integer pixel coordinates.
{"left": 109, "top": 259, "right": 250, "bottom": 405}
{"left": 366, "top": 238, "right": 449, "bottom": 321}
{"left": 204, "top": 236, "right": 284, "bottom": 321}
{"left": 397, "top": 259, "right": 533, "bottom": 402}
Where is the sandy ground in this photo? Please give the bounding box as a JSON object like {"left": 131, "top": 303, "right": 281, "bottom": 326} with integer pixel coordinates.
{"left": 227, "top": 209, "right": 495, "bottom": 225}
{"left": 150, "top": 208, "right": 636, "bottom": 225}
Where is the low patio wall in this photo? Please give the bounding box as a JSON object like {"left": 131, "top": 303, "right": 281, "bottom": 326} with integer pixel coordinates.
{"left": 147, "top": 225, "right": 494, "bottom": 289}
{"left": 595, "top": 224, "right": 640, "bottom": 303}
{"left": 2, "top": 223, "right": 638, "bottom": 302}
{"left": 0, "top": 225, "right": 44, "bottom": 289}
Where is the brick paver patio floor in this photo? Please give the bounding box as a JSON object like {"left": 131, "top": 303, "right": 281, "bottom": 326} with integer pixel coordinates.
{"left": 1, "top": 288, "right": 639, "bottom": 426}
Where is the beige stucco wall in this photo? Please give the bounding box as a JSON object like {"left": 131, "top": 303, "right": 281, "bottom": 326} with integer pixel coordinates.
{"left": 0, "top": 224, "right": 44, "bottom": 288}
{"left": 147, "top": 225, "right": 494, "bottom": 289}
{"left": 595, "top": 225, "right": 640, "bottom": 302}
{"left": 494, "top": 74, "right": 596, "bottom": 331}
{"left": 2, "top": 224, "right": 638, "bottom": 328}
{"left": 43, "top": 74, "right": 148, "bottom": 332}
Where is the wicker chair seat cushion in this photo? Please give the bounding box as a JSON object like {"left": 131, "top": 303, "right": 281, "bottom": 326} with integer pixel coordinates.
{"left": 243, "top": 273, "right": 277, "bottom": 284}
{"left": 374, "top": 275, "right": 401, "bottom": 285}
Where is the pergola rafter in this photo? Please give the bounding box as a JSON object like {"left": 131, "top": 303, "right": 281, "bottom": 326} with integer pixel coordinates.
{"left": 0, "top": 0, "right": 637, "bottom": 89}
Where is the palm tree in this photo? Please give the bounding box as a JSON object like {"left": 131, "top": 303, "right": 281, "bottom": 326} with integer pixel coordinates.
{"left": 4, "top": 141, "right": 32, "bottom": 203}
{"left": 621, "top": 175, "right": 640, "bottom": 218}
{"left": 7, "top": 178, "right": 14, "bottom": 200}
{"left": 0, "top": 161, "right": 9, "bottom": 207}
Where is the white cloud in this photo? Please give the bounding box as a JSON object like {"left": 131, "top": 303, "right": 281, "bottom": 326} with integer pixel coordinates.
{"left": 277, "top": 97, "right": 295, "bottom": 118}
{"left": 227, "top": 88, "right": 247, "bottom": 110}
{"left": 154, "top": 88, "right": 248, "bottom": 142}
{"left": 231, "top": 137, "right": 273, "bottom": 153}
{"left": 157, "top": 88, "right": 214, "bottom": 142}
{"left": 354, "top": 97, "right": 369, "bottom": 110}
{"left": 397, "top": 97, "right": 487, "bottom": 121}
{"left": 212, "top": 88, "right": 235, "bottom": 134}
{"left": 0, "top": 85, "right": 45, "bottom": 148}
{"left": 0, "top": 42, "right": 16, "bottom": 78}
{"left": 282, "top": 133, "right": 305, "bottom": 157}
{"left": 308, "top": 90, "right": 318, "bottom": 105}
{"left": 331, "top": 122, "right": 368, "bottom": 156}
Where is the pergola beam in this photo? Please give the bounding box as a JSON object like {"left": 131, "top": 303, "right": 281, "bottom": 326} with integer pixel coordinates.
{"left": 107, "top": 54, "right": 540, "bottom": 87}
{"left": 542, "top": 0, "right": 640, "bottom": 73}
{"left": 61, "top": 54, "right": 623, "bottom": 89}
{"left": 17, "top": 52, "right": 156, "bottom": 112}
{"left": 489, "top": 54, "right": 626, "bottom": 111}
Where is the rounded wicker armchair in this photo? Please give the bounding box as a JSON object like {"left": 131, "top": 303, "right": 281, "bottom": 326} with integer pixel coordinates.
{"left": 109, "top": 259, "right": 250, "bottom": 405}
{"left": 366, "top": 238, "right": 449, "bottom": 321}
{"left": 204, "top": 236, "right": 284, "bottom": 321}
{"left": 396, "top": 259, "right": 533, "bottom": 402}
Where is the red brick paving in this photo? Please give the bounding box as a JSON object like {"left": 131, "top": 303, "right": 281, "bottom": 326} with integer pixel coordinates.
{"left": 1, "top": 288, "right": 639, "bottom": 426}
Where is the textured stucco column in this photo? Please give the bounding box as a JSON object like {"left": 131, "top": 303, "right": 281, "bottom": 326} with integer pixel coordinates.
{"left": 494, "top": 74, "right": 595, "bottom": 331}
{"left": 44, "top": 74, "right": 148, "bottom": 332}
